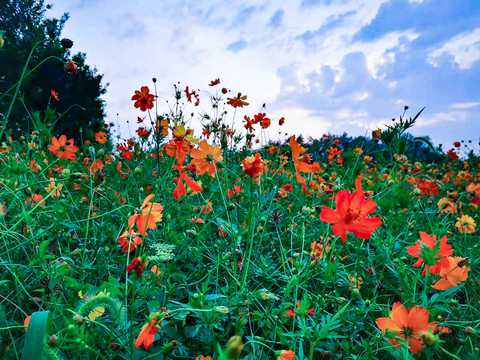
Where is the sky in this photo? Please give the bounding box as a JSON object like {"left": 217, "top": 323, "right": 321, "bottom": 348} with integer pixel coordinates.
{"left": 48, "top": 0, "right": 480, "bottom": 150}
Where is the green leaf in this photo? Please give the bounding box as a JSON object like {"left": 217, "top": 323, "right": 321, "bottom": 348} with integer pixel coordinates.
{"left": 22, "top": 311, "right": 49, "bottom": 360}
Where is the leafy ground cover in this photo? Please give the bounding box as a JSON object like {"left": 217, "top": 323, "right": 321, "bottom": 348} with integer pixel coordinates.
{"left": 0, "top": 74, "right": 479, "bottom": 359}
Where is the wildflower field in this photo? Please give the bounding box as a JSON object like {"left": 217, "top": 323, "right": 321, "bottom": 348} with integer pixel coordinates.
{"left": 1, "top": 73, "right": 480, "bottom": 360}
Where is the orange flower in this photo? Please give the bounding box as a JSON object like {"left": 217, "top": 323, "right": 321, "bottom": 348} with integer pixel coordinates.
{"left": 376, "top": 302, "right": 442, "bottom": 354}
{"left": 466, "top": 183, "right": 480, "bottom": 205}
{"left": 407, "top": 232, "right": 452, "bottom": 275}
{"left": 132, "top": 86, "right": 155, "bottom": 112}
{"left": 172, "top": 165, "right": 203, "bottom": 200}
{"left": 117, "top": 227, "right": 142, "bottom": 252}
{"left": 135, "top": 318, "right": 161, "bottom": 349}
{"left": 320, "top": 175, "right": 382, "bottom": 242}
{"left": 455, "top": 215, "right": 476, "bottom": 234}
{"left": 50, "top": 89, "right": 59, "bottom": 101}
{"left": 196, "top": 356, "right": 213, "bottom": 360}
{"left": 190, "top": 140, "right": 223, "bottom": 177}
{"left": 432, "top": 256, "right": 470, "bottom": 291}
{"left": 227, "top": 92, "right": 249, "bottom": 108}
{"left": 289, "top": 136, "right": 312, "bottom": 185}
{"left": 437, "top": 197, "right": 457, "bottom": 214}
{"left": 48, "top": 135, "right": 79, "bottom": 160}
{"left": 64, "top": 60, "right": 78, "bottom": 74}
{"left": 164, "top": 139, "right": 191, "bottom": 165}
{"left": 241, "top": 153, "right": 264, "bottom": 179}
{"left": 128, "top": 194, "right": 163, "bottom": 235}
{"left": 95, "top": 131, "right": 108, "bottom": 144}
{"left": 25, "top": 194, "right": 45, "bottom": 207}
{"left": 310, "top": 239, "right": 330, "bottom": 261}
{"left": 277, "top": 350, "right": 295, "bottom": 360}
{"left": 24, "top": 315, "right": 31, "bottom": 332}
{"left": 45, "top": 178, "right": 63, "bottom": 197}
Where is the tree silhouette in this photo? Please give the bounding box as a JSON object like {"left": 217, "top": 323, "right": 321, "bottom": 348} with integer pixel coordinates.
{"left": 0, "top": 0, "right": 107, "bottom": 142}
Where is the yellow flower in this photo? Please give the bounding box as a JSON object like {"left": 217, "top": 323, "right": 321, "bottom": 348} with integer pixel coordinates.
{"left": 455, "top": 215, "right": 476, "bottom": 234}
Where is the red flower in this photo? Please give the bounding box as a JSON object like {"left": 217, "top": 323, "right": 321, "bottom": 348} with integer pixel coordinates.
{"left": 126, "top": 257, "right": 148, "bottom": 278}
{"left": 407, "top": 232, "right": 453, "bottom": 276}
{"left": 241, "top": 153, "right": 264, "bottom": 179}
{"left": 283, "top": 300, "right": 315, "bottom": 318}
{"left": 132, "top": 86, "right": 155, "bottom": 111}
{"left": 320, "top": 175, "right": 382, "bottom": 242}
{"left": 209, "top": 78, "right": 220, "bottom": 86}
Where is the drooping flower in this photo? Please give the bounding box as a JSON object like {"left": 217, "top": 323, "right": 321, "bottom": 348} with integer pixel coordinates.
{"left": 132, "top": 86, "right": 155, "bottom": 111}
{"left": 320, "top": 175, "right": 382, "bottom": 242}
{"left": 126, "top": 257, "right": 149, "bottom": 278}
{"left": 135, "top": 314, "right": 164, "bottom": 349}
{"left": 241, "top": 153, "right": 264, "bottom": 179}
{"left": 190, "top": 140, "right": 223, "bottom": 177}
{"left": 48, "top": 135, "right": 79, "bottom": 160}
{"left": 172, "top": 165, "right": 202, "bottom": 200}
{"left": 455, "top": 215, "right": 476, "bottom": 234}
{"left": 407, "top": 232, "right": 453, "bottom": 276}
{"left": 376, "top": 302, "right": 446, "bottom": 354}
{"left": 289, "top": 136, "right": 312, "bottom": 185}
{"left": 432, "top": 256, "right": 470, "bottom": 291}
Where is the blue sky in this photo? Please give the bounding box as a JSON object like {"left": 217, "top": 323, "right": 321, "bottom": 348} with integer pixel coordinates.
{"left": 48, "top": 0, "right": 480, "bottom": 149}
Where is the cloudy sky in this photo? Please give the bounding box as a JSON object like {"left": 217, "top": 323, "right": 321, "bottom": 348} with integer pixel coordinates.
{"left": 48, "top": 0, "right": 480, "bottom": 149}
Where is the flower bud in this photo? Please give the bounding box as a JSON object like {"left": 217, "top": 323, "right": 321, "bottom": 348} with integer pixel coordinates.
{"left": 47, "top": 334, "right": 58, "bottom": 346}
{"left": 60, "top": 38, "right": 74, "bottom": 48}
{"left": 73, "top": 314, "right": 83, "bottom": 324}
{"left": 226, "top": 335, "right": 243, "bottom": 359}
{"left": 215, "top": 306, "right": 229, "bottom": 314}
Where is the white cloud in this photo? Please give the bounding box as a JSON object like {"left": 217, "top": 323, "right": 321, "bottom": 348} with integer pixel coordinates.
{"left": 429, "top": 28, "right": 480, "bottom": 69}
{"left": 449, "top": 102, "right": 480, "bottom": 109}
{"left": 415, "top": 111, "right": 467, "bottom": 127}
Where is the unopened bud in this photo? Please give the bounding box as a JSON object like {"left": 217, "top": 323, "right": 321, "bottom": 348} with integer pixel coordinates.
{"left": 73, "top": 314, "right": 83, "bottom": 325}
{"left": 226, "top": 335, "right": 243, "bottom": 359}
{"left": 47, "top": 334, "right": 58, "bottom": 346}
{"left": 60, "top": 38, "right": 74, "bottom": 48}
{"left": 215, "top": 306, "right": 229, "bottom": 314}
